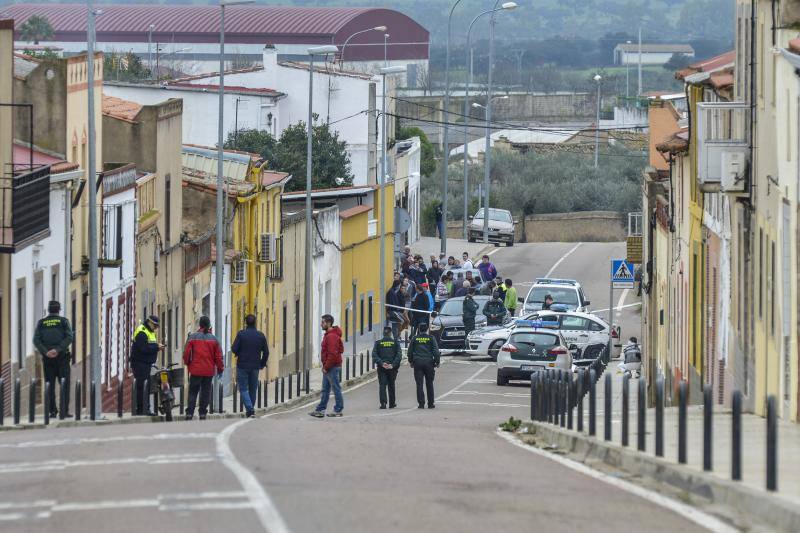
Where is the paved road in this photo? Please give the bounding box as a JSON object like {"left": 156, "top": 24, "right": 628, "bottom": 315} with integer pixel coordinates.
{"left": 0, "top": 243, "right": 705, "bottom": 533}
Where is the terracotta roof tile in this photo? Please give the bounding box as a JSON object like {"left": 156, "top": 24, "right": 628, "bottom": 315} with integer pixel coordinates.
{"left": 102, "top": 95, "right": 142, "bottom": 123}
{"left": 261, "top": 170, "right": 291, "bottom": 188}
{"left": 339, "top": 204, "right": 372, "bottom": 219}
{"left": 677, "top": 50, "right": 735, "bottom": 79}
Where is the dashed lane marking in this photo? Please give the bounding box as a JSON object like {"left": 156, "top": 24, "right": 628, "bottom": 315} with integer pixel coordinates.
{"left": 437, "top": 400, "right": 529, "bottom": 408}
{"left": 544, "top": 243, "right": 582, "bottom": 278}
{"left": 450, "top": 390, "right": 530, "bottom": 398}
{"left": 0, "top": 453, "right": 216, "bottom": 474}
{"left": 0, "top": 432, "right": 217, "bottom": 449}
{"left": 496, "top": 429, "right": 738, "bottom": 533}
{"left": 486, "top": 248, "right": 502, "bottom": 256}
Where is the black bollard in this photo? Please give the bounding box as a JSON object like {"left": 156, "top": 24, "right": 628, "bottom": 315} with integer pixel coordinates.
{"left": 732, "top": 390, "right": 742, "bottom": 481}
{"left": 234, "top": 383, "right": 239, "bottom": 413}
{"left": 637, "top": 377, "right": 646, "bottom": 451}
{"left": 567, "top": 374, "right": 574, "bottom": 430}
{"left": 548, "top": 371, "right": 555, "bottom": 423}
{"left": 179, "top": 384, "right": 185, "bottom": 415}
{"left": 621, "top": 374, "right": 630, "bottom": 447}
{"left": 274, "top": 378, "right": 279, "bottom": 405}
{"left": 0, "top": 378, "right": 4, "bottom": 426}
{"left": 766, "top": 395, "right": 777, "bottom": 491}
{"left": 345, "top": 358, "right": 350, "bottom": 381}
{"left": 60, "top": 378, "right": 67, "bottom": 420}
{"left": 218, "top": 381, "right": 224, "bottom": 414}
{"left": 75, "top": 380, "right": 81, "bottom": 421}
{"left": 559, "top": 371, "right": 566, "bottom": 427}
{"left": 577, "top": 369, "right": 584, "bottom": 432}
{"left": 305, "top": 370, "right": 310, "bottom": 394}
{"left": 280, "top": 377, "right": 285, "bottom": 403}
{"left": 588, "top": 369, "right": 597, "bottom": 436}
{"left": 604, "top": 373, "right": 612, "bottom": 441}
{"left": 44, "top": 382, "right": 51, "bottom": 425}
{"left": 13, "top": 377, "right": 21, "bottom": 425}
{"left": 296, "top": 371, "right": 301, "bottom": 397}
{"left": 288, "top": 373, "right": 293, "bottom": 400}
{"left": 117, "top": 379, "right": 123, "bottom": 418}
{"left": 131, "top": 378, "right": 137, "bottom": 416}
{"left": 703, "top": 385, "right": 712, "bottom": 471}
{"left": 90, "top": 380, "right": 96, "bottom": 421}
{"left": 28, "top": 377, "right": 36, "bottom": 423}
{"left": 538, "top": 372, "right": 545, "bottom": 421}
{"left": 360, "top": 353, "right": 364, "bottom": 376}
{"left": 257, "top": 381, "right": 262, "bottom": 409}
{"left": 530, "top": 375, "right": 536, "bottom": 421}
{"left": 655, "top": 377, "right": 664, "bottom": 457}
{"left": 678, "top": 380, "right": 687, "bottom": 463}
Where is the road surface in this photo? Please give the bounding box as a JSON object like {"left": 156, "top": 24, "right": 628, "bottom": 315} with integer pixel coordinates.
{"left": 0, "top": 242, "right": 707, "bottom": 533}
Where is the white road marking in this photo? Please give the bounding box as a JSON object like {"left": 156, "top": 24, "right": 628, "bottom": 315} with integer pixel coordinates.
{"left": 0, "top": 432, "right": 217, "bottom": 449}
{"left": 450, "top": 390, "right": 530, "bottom": 398}
{"left": 0, "top": 453, "right": 215, "bottom": 474}
{"left": 615, "top": 289, "right": 629, "bottom": 317}
{"left": 544, "top": 243, "right": 582, "bottom": 278}
{"left": 496, "top": 429, "right": 738, "bottom": 533}
{"left": 449, "top": 359, "right": 473, "bottom": 365}
{"left": 486, "top": 247, "right": 501, "bottom": 256}
{"left": 467, "top": 378, "right": 497, "bottom": 384}
{"left": 438, "top": 400, "right": 529, "bottom": 408}
{"left": 591, "top": 302, "right": 642, "bottom": 314}
{"left": 216, "top": 419, "right": 292, "bottom": 533}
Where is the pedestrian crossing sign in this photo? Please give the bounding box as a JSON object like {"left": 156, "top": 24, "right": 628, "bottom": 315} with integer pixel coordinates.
{"left": 611, "top": 259, "right": 635, "bottom": 289}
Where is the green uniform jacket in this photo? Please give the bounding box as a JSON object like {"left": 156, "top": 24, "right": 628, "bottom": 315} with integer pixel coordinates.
{"left": 407, "top": 333, "right": 440, "bottom": 366}
{"left": 33, "top": 314, "right": 74, "bottom": 357}
{"left": 484, "top": 299, "right": 507, "bottom": 324}
{"left": 372, "top": 336, "right": 402, "bottom": 368}
{"left": 462, "top": 295, "right": 479, "bottom": 322}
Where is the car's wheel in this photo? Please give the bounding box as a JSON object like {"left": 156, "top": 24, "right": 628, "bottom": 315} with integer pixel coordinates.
{"left": 468, "top": 235, "right": 475, "bottom": 243}
{"left": 496, "top": 371, "right": 509, "bottom": 386}
{"left": 506, "top": 239, "right": 514, "bottom": 247}
{"left": 488, "top": 340, "right": 504, "bottom": 361}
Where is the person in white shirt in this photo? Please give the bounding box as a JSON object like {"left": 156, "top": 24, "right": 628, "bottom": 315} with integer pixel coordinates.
{"left": 461, "top": 252, "right": 474, "bottom": 270}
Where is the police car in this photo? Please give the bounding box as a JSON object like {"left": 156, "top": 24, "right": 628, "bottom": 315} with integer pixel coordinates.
{"left": 466, "top": 312, "right": 542, "bottom": 360}
{"left": 496, "top": 320, "right": 571, "bottom": 386}
{"left": 521, "top": 278, "right": 590, "bottom": 313}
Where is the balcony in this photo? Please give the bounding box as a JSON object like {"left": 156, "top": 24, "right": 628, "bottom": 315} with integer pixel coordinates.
{"left": 696, "top": 102, "right": 750, "bottom": 194}
{"left": 0, "top": 165, "right": 51, "bottom": 253}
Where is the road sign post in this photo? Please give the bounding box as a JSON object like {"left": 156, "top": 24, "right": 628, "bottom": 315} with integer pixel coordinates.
{"left": 609, "top": 259, "right": 635, "bottom": 346}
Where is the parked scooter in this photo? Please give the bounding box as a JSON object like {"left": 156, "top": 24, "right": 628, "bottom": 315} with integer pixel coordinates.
{"left": 149, "top": 362, "right": 183, "bottom": 421}
{"left": 615, "top": 337, "right": 642, "bottom": 378}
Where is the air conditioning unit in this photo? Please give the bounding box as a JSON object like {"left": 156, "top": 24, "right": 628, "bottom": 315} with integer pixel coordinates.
{"left": 233, "top": 260, "right": 247, "bottom": 284}
{"left": 720, "top": 151, "right": 748, "bottom": 193}
{"left": 259, "top": 233, "right": 276, "bottom": 262}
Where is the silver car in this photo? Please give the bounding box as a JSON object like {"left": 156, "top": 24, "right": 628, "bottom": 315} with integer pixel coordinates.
{"left": 468, "top": 208, "right": 515, "bottom": 246}
{"left": 496, "top": 327, "right": 572, "bottom": 386}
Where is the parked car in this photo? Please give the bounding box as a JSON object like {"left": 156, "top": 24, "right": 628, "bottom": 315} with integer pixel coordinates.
{"left": 521, "top": 278, "right": 590, "bottom": 313}
{"left": 466, "top": 312, "right": 547, "bottom": 360}
{"left": 429, "top": 295, "right": 490, "bottom": 352}
{"left": 468, "top": 207, "right": 515, "bottom": 246}
{"left": 444, "top": 267, "right": 487, "bottom": 292}
{"left": 529, "top": 309, "right": 620, "bottom": 363}
{"left": 496, "top": 326, "right": 572, "bottom": 386}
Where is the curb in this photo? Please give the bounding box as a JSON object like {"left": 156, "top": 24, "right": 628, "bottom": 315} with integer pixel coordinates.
{"left": 0, "top": 369, "right": 379, "bottom": 433}
{"left": 522, "top": 421, "right": 800, "bottom": 533}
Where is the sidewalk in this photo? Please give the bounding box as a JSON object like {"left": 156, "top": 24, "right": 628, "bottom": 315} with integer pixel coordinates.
{"left": 412, "top": 236, "right": 493, "bottom": 262}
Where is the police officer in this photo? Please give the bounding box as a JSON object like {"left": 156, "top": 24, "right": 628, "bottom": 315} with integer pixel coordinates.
{"left": 407, "top": 322, "right": 440, "bottom": 409}
{"left": 33, "top": 301, "right": 74, "bottom": 418}
{"left": 372, "top": 326, "right": 402, "bottom": 409}
{"left": 130, "top": 315, "right": 164, "bottom": 415}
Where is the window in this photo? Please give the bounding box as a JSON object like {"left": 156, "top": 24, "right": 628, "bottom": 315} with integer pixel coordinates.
{"left": 115, "top": 205, "right": 123, "bottom": 261}
{"left": 16, "top": 282, "right": 26, "bottom": 365}
{"left": 561, "top": 316, "right": 590, "bottom": 331}
{"left": 51, "top": 265, "right": 60, "bottom": 302}
{"left": 588, "top": 320, "right": 605, "bottom": 332}
{"left": 33, "top": 271, "right": 43, "bottom": 321}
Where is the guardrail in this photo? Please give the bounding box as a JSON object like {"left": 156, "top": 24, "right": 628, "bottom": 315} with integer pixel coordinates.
{"left": 530, "top": 357, "right": 781, "bottom": 492}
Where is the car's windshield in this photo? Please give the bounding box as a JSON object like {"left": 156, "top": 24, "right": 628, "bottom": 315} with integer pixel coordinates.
{"left": 526, "top": 287, "right": 579, "bottom": 306}
{"left": 439, "top": 297, "right": 487, "bottom": 316}
{"left": 474, "top": 208, "right": 512, "bottom": 223}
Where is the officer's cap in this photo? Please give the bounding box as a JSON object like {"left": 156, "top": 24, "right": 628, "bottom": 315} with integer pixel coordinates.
{"left": 147, "top": 315, "right": 160, "bottom": 326}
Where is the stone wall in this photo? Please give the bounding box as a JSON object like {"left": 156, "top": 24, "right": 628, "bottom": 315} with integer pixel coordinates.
{"left": 445, "top": 211, "right": 626, "bottom": 242}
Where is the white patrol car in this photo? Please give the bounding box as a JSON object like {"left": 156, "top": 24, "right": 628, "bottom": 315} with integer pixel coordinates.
{"left": 521, "top": 278, "right": 590, "bottom": 314}
{"left": 496, "top": 321, "right": 572, "bottom": 386}
{"left": 468, "top": 307, "right": 621, "bottom": 362}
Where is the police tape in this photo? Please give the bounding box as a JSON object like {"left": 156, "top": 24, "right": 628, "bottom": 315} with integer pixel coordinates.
{"left": 384, "top": 303, "right": 435, "bottom": 315}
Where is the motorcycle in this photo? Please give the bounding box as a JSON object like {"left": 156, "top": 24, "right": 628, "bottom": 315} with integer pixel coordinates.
{"left": 149, "top": 362, "right": 184, "bottom": 421}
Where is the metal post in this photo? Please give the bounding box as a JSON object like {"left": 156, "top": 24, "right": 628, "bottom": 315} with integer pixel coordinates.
{"left": 214, "top": 3, "right": 226, "bottom": 409}
{"left": 360, "top": 353, "right": 364, "bottom": 376}
{"left": 44, "top": 382, "right": 50, "bottom": 425}
{"left": 179, "top": 384, "right": 184, "bottom": 415}
{"left": 559, "top": 371, "right": 566, "bottom": 427}
{"left": 441, "top": 2, "right": 462, "bottom": 255}
{"left": 59, "top": 377, "right": 67, "bottom": 420}
{"left": 305, "top": 370, "right": 310, "bottom": 394}
{"left": 345, "top": 357, "right": 350, "bottom": 381}
{"left": 274, "top": 379, "right": 279, "bottom": 405}
{"left": 233, "top": 383, "right": 238, "bottom": 413}
{"left": 90, "top": 380, "right": 96, "bottom": 421}
{"left": 732, "top": 390, "right": 742, "bottom": 481}
{"left": 637, "top": 377, "right": 646, "bottom": 451}
{"left": 0, "top": 378, "right": 4, "bottom": 426}
{"left": 352, "top": 281, "right": 357, "bottom": 357}
{"left": 655, "top": 377, "right": 664, "bottom": 457}
{"left": 678, "top": 380, "right": 687, "bottom": 463}
{"left": 594, "top": 77, "right": 601, "bottom": 168}
{"left": 288, "top": 373, "right": 293, "bottom": 400}
{"left": 604, "top": 373, "right": 611, "bottom": 441}
{"left": 280, "top": 377, "right": 285, "bottom": 403}
{"left": 28, "top": 377, "right": 36, "bottom": 423}
{"left": 766, "top": 395, "right": 777, "bottom": 491}
{"left": 588, "top": 369, "right": 596, "bottom": 436}
{"left": 567, "top": 374, "right": 573, "bottom": 430}
{"left": 482, "top": 6, "right": 501, "bottom": 245}
{"left": 209, "top": 380, "right": 215, "bottom": 413}
{"left": 379, "top": 70, "right": 390, "bottom": 333}
{"left": 621, "top": 374, "right": 629, "bottom": 447}
{"left": 117, "top": 379, "right": 123, "bottom": 418}
{"left": 75, "top": 380, "right": 81, "bottom": 421}
{"left": 13, "top": 377, "right": 20, "bottom": 425}
{"left": 576, "top": 369, "right": 584, "bottom": 432}
{"left": 530, "top": 374, "right": 536, "bottom": 421}
{"left": 608, "top": 261, "right": 613, "bottom": 338}
{"left": 637, "top": 26, "right": 642, "bottom": 96}
{"left": 147, "top": 25, "right": 154, "bottom": 77}
{"left": 218, "top": 381, "right": 224, "bottom": 414}
{"left": 703, "top": 385, "right": 712, "bottom": 471}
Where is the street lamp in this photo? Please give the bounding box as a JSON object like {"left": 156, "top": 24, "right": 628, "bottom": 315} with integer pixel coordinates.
{"left": 147, "top": 24, "right": 155, "bottom": 79}
{"left": 216, "top": 0, "right": 254, "bottom": 404}
{"left": 339, "top": 26, "right": 387, "bottom": 70}
{"left": 383, "top": 33, "right": 390, "bottom": 67}
{"left": 441, "top": 0, "right": 464, "bottom": 255}
{"left": 472, "top": 96, "right": 508, "bottom": 210}
{"left": 482, "top": 0, "right": 518, "bottom": 244}
{"left": 304, "top": 44, "right": 339, "bottom": 372}
{"left": 462, "top": 1, "right": 517, "bottom": 241}
{"left": 594, "top": 74, "right": 602, "bottom": 168}
{"left": 378, "top": 65, "right": 406, "bottom": 328}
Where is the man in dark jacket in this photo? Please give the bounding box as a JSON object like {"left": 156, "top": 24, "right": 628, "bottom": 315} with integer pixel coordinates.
{"left": 33, "top": 301, "right": 74, "bottom": 418}
{"left": 407, "top": 323, "right": 440, "bottom": 409}
{"left": 385, "top": 280, "right": 404, "bottom": 339}
{"left": 462, "top": 289, "right": 480, "bottom": 348}
{"left": 372, "top": 326, "right": 402, "bottom": 409}
{"left": 130, "top": 315, "right": 164, "bottom": 415}
{"left": 183, "top": 316, "right": 224, "bottom": 420}
{"left": 231, "top": 314, "right": 269, "bottom": 418}
{"left": 484, "top": 292, "right": 507, "bottom": 326}
{"left": 410, "top": 284, "right": 429, "bottom": 336}
{"left": 310, "top": 315, "right": 344, "bottom": 418}
{"left": 426, "top": 259, "right": 443, "bottom": 290}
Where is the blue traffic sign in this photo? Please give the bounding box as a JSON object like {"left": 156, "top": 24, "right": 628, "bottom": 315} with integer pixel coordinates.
{"left": 611, "top": 259, "right": 635, "bottom": 288}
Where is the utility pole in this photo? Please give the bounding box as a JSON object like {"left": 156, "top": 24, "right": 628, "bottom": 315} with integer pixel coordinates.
{"left": 87, "top": 0, "right": 101, "bottom": 418}
{"left": 442, "top": 0, "right": 463, "bottom": 256}
{"left": 637, "top": 26, "right": 642, "bottom": 97}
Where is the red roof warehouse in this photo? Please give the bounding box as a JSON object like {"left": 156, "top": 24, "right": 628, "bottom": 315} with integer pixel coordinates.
{"left": 1, "top": 3, "right": 429, "bottom": 62}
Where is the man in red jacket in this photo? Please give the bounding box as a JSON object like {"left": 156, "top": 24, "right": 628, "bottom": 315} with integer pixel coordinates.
{"left": 309, "top": 314, "right": 344, "bottom": 418}
{"left": 183, "top": 316, "right": 224, "bottom": 420}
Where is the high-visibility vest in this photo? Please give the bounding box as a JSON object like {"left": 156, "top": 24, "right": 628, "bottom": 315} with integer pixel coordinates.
{"left": 133, "top": 323, "right": 158, "bottom": 344}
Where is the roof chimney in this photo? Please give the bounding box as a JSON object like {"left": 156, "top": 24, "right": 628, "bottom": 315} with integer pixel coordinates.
{"left": 263, "top": 45, "right": 278, "bottom": 90}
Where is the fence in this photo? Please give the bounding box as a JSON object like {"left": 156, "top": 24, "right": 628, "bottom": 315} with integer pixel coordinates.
{"left": 530, "top": 359, "right": 780, "bottom": 492}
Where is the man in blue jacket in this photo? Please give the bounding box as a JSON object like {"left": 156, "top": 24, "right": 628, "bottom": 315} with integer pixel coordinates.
{"left": 231, "top": 314, "right": 269, "bottom": 418}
